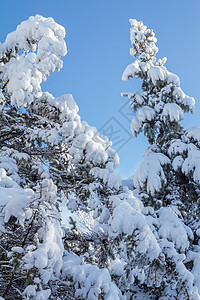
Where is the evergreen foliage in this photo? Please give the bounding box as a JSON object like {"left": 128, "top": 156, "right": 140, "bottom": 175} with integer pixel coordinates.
{"left": 122, "top": 19, "right": 200, "bottom": 299}
{"left": 0, "top": 15, "right": 199, "bottom": 300}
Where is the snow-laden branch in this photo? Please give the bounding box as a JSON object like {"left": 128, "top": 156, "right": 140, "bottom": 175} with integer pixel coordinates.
{"left": 0, "top": 15, "right": 67, "bottom": 107}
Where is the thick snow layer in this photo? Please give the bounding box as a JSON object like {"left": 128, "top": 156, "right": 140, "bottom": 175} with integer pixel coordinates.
{"left": 0, "top": 149, "right": 22, "bottom": 184}
{"left": 133, "top": 152, "right": 170, "bottom": 195}
{"left": 166, "top": 71, "right": 180, "bottom": 86}
{"left": 158, "top": 207, "right": 192, "bottom": 251}
{"left": 182, "top": 96, "right": 196, "bottom": 113}
{"left": 185, "top": 127, "right": 200, "bottom": 145}
{"left": 0, "top": 168, "right": 34, "bottom": 230}
{"left": 161, "top": 103, "right": 183, "bottom": 123}
{"left": 42, "top": 178, "right": 57, "bottom": 204}
{"left": 3, "top": 54, "right": 43, "bottom": 106}
{"left": 1, "top": 15, "right": 66, "bottom": 56}
{"left": 148, "top": 66, "right": 167, "bottom": 85}
{"left": 31, "top": 92, "right": 119, "bottom": 170}
{"left": 107, "top": 173, "right": 121, "bottom": 190}
{"left": 90, "top": 167, "right": 121, "bottom": 190}
{"left": 182, "top": 148, "right": 200, "bottom": 183}
{"left": 62, "top": 253, "right": 124, "bottom": 300}
{"left": 168, "top": 139, "right": 188, "bottom": 156}
{"left": 3, "top": 186, "right": 34, "bottom": 225}
{"left": 0, "top": 159, "right": 63, "bottom": 293}
{"left": 172, "top": 155, "right": 184, "bottom": 171}
{"left": 23, "top": 220, "right": 63, "bottom": 283}
{"left": 109, "top": 194, "right": 160, "bottom": 260}
{"left": 110, "top": 257, "right": 126, "bottom": 276}
{"left": 148, "top": 66, "right": 180, "bottom": 88}
{"left": 131, "top": 106, "right": 155, "bottom": 136}
{"left": 160, "top": 239, "right": 200, "bottom": 299}
{"left": 0, "top": 15, "right": 67, "bottom": 107}
{"left": 109, "top": 189, "right": 143, "bottom": 212}
{"left": 122, "top": 61, "right": 140, "bottom": 81}
{"left": 23, "top": 285, "right": 51, "bottom": 300}
{"left": 168, "top": 138, "right": 200, "bottom": 183}
{"left": 185, "top": 251, "right": 200, "bottom": 294}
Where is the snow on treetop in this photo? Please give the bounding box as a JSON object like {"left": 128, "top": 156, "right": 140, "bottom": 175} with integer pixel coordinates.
{"left": 122, "top": 19, "right": 158, "bottom": 81}
{"left": 129, "top": 19, "right": 158, "bottom": 62}
{"left": 1, "top": 15, "right": 66, "bottom": 57}
{"left": 0, "top": 15, "right": 67, "bottom": 107}
{"left": 122, "top": 19, "right": 196, "bottom": 144}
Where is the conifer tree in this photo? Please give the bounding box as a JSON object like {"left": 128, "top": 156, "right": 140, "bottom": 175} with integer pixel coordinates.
{"left": 122, "top": 18, "right": 200, "bottom": 299}
{"left": 0, "top": 15, "right": 122, "bottom": 299}
{"left": 122, "top": 19, "right": 195, "bottom": 206}
{"left": 1, "top": 15, "right": 200, "bottom": 300}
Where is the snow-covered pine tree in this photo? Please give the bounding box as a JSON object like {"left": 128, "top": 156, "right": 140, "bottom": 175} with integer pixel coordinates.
{"left": 122, "top": 18, "right": 200, "bottom": 298}
{"left": 121, "top": 19, "right": 195, "bottom": 205}
{"left": 1, "top": 14, "right": 200, "bottom": 300}
{"left": 0, "top": 15, "right": 176, "bottom": 300}
{"left": 0, "top": 15, "right": 123, "bottom": 299}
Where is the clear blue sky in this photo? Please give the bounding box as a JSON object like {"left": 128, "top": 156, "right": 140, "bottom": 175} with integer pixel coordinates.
{"left": 1, "top": 0, "right": 200, "bottom": 178}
